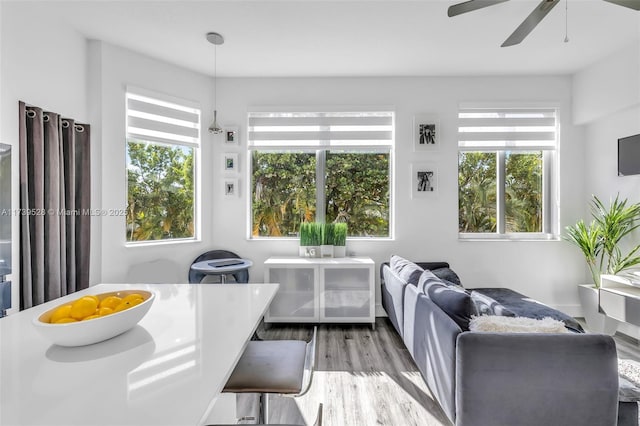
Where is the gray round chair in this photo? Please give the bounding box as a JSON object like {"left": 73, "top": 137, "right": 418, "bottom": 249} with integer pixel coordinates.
{"left": 188, "top": 250, "right": 249, "bottom": 284}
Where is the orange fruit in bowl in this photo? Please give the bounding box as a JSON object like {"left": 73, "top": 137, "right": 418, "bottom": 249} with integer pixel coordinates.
{"left": 70, "top": 297, "right": 99, "bottom": 320}
{"left": 85, "top": 295, "right": 100, "bottom": 306}
{"left": 97, "top": 306, "right": 113, "bottom": 316}
{"left": 81, "top": 314, "right": 101, "bottom": 321}
{"left": 121, "top": 294, "right": 144, "bottom": 304}
{"left": 53, "top": 317, "right": 78, "bottom": 324}
{"left": 99, "top": 296, "right": 122, "bottom": 310}
{"left": 50, "top": 304, "right": 73, "bottom": 323}
{"left": 113, "top": 298, "right": 144, "bottom": 313}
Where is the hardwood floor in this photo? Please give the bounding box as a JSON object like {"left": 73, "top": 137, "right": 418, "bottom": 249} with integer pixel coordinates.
{"left": 234, "top": 318, "right": 640, "bottom": 426}
{"left": 236, "top": 318, "right": 450, "bottom": 426}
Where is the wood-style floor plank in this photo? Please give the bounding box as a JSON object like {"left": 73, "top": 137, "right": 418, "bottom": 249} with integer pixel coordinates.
{"left": 233, "top": 318, "right": 640, "bottom": 425}
{"left": 236, "top": 318, "right": 450, "bottom": 426}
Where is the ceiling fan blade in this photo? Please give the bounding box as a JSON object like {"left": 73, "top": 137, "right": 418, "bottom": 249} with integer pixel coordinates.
{"left": 447, "top": 0, "right": 509, "bottom": 17}
{"left": 501, "top": 0, "right": 560, "bottom": 47}
{"left": 602, "top": 0, "right": 640, "bottom": 11}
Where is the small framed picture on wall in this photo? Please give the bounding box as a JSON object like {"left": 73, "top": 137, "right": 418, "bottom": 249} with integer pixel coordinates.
{"left": 224, "top": 178, "right": 239, "bottom": 197}
{"left": 225, "top": 127, "right": 239, "bottom": 145}
{"left": 223, "top": 153, "right": 239, "bottom": 173}
{"left": 413, "top": 114, "right": 439, "bottom": 152}
{"left": 411, "top": 162, "right": 438, "bottom": 198}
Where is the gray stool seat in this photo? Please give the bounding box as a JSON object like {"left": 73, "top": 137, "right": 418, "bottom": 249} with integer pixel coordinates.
{"left": 222, "top": 327, "right": 318, "bottom": 424}
{"left": 224, "top": 340, "right": 307, "bottom": 394}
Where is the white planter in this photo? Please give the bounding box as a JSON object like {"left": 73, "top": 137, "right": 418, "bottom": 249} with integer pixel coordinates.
{"left": 299, "top": 245, "right": 320, "bottom": 258}
{"left": 321, "top": 245, "right": 333, "bottom": 258}
{"left": 578, "top": 284, "right": 619, "bottom": 335}
{"left": 333, "top": 245, "right": 346, "bottom": 258}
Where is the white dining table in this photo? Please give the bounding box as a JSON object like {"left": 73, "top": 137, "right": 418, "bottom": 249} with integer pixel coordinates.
{"left": 0, "top": 283, "right": 279, "bottom": 426}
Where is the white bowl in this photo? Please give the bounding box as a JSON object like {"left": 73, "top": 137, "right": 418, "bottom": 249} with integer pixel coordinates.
{"left": 33, "top": 290, "right": 155, "bottom": 347}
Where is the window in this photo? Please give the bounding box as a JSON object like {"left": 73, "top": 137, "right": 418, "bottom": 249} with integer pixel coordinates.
{"left": 249, "top": 111, "right": 393, "bottom": 238}
{"left": 457, "top": 106, "right": 558, "bottom": 239}
{"left": 126, "top": 90, "right": 200, "bottom": 243}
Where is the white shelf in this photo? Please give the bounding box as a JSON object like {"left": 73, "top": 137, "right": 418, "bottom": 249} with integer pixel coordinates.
{"left": 600, "top": 275, "right": 640, "bottom": 326}
{"left": 264, "top": 256, "right": 375, "bottom": 325}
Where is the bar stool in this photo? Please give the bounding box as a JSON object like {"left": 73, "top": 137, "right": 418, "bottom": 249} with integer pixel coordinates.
{"left": 221, "top": 327, "right": 318, "bottom": 424}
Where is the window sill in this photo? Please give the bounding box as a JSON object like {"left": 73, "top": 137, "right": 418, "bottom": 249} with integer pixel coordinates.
{"left": 125, "top": 238, "right": 201, "bottom": 248}
{"left": 247, "top": 237, "right": 394, "bottom": 242}
{"left": 458, "top": 233, "right": 560, "bottom": 242}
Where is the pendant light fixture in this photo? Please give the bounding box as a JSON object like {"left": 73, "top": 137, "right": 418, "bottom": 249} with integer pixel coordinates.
{"left": 206, "top": 32, "right": 224, "bottom": 134}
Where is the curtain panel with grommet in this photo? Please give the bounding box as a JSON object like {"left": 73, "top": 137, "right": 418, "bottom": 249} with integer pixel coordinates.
{"left": 18, "top": 101, "right": 91, "bottom": 309}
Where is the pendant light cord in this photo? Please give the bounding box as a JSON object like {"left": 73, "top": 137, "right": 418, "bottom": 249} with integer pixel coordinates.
{"left": 214, "top": 43, "right": 217, "bottom": 110}
{"left": 564, "top": 0, "right": 569, "bottom": 43}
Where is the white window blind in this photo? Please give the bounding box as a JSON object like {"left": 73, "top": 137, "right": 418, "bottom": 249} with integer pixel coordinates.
{"left": 248, "top": 111, "right": 394, "bottom": 149}
{"left": 126, "top": 92, "right": 201, "bottom": 147}
{"left": 457, "top": 108, "right": 557, "bottom": 151}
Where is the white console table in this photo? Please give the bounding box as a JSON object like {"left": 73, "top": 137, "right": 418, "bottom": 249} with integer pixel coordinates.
{"left": 264, "top": 256, "right": 375, "bottom": 327}
{"left": 600, "top": 274, "right": 640, "bottom": 326}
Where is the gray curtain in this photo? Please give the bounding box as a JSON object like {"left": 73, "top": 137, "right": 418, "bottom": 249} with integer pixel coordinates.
{"left": 19, "top": 102, "right": 91, "bottom": 309}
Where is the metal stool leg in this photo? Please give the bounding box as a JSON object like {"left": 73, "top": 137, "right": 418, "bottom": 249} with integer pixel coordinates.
{"left": 259, "top": 393, "right": 269, "bottom": 424}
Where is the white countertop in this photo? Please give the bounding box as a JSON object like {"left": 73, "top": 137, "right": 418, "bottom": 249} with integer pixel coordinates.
{"left": 0, "top": 283, "right": 279, "bottom": 426}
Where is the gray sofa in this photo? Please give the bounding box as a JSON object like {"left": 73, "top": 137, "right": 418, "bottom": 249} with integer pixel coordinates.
{"left": 381, "top": 256, "right": 626, "bottom": 426}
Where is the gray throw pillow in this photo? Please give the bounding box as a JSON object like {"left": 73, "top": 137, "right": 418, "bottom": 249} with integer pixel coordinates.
{"left": 430, "top": 267, "right": 463, "bottom": 287}
{"left": 422, "top": 278, "right": 473, "bottom": 331}
{"left": 417, "top": 269, "right": 443, "bottom": 293}
{"left": 390, "top": 255, "right": 424, "bottom": 286}
{"left": 470, "top": 290, "right": 517, "bottom": 317}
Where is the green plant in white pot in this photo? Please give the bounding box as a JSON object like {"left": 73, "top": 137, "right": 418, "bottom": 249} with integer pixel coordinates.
{"left": 299, "top": 222, "right": 322, "bottom": 258}
{"left": 321, "top": 223, "right": 335, "bottom": 258}
{"left": 564, "top": 194, "right": 640, "bottom": 333}
{"left": 333, "top": 223, "right": 347, "bottom": 258}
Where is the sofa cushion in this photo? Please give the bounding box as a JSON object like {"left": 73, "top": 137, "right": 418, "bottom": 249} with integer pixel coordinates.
{"left": 470, "top": 290, "right": 516, "bottom": 317}
{"left": 469, "top": 315, "right": 569, "bottom": 333}
{"left": 469, "top": 288, "right": 584, "bottom": 333}
{"left": 421, "top": 274, "right": 473, "bottom": 331}
{"left": 431, "top": 267, "right": 463, "bottom": 287}
{"left": 390, "top": 255, "right": 424, "bottom": 286}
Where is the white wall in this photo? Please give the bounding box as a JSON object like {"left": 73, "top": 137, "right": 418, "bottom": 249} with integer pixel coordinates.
{"left": 0, "top": 3, "right": 89, "bottom": 312}
{"left": 207, "top": 75, "right": 586, "bottom": 314}
{"left": 1, "top": 10, "right": 591, "bottom": 315}
{"left": 577, "top": 40, "right": 640, "bottom": 335}
{"left": 91, "top": 41, "right": 215, "bottom": 285}
{"left": 573, "top": 41, "right": 640, "bottom": 125}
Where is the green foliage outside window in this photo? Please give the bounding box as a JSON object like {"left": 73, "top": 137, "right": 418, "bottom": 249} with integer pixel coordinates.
{"left": 251, "top": 151, "right": 390, "bottom": 238}
{"left": 459, "top": 152, "right": 497, "bottom": 232}
{"left": 326, "top": 152, "right": 389, "bottom": 237}
{"left": 252, "top": 152, "right": 317, "bottom": 237}
{"left": 459, "top": 151, "right": 543, "bottom": 233}
{"left": 505, "top": 152, "right": 542, "bottom": 233}
{"left": 126, "top": 140, "right": 195, "bottom": 242}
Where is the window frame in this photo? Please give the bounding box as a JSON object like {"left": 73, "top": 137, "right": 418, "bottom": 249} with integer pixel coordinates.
{"left": 247, "top": 109, "right": 395, "bottom": 240}
{"left": 125, "top": 87, "right": 202, "bottom": 246}
{"left": 457, "top": 104, "right": 559, "bottom": 241}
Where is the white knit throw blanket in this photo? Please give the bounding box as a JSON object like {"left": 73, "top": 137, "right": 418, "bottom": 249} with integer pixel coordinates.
{"left": 469, "top": 315, "right": 569, "bottom": 333}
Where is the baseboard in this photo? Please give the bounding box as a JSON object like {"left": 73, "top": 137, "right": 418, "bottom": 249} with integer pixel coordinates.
{"left": 553, "top": 304, "right": 582, "bottom": 318}
{"left": 375, "top": 303, "right": 386, "bottom": 317}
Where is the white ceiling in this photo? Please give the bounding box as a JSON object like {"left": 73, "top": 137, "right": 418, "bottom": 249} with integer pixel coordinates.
{"left": 10, "top": 0, "right": 640, "bottom": 77}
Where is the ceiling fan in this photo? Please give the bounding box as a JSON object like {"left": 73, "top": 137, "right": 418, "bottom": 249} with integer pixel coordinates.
{"left": 447, "top": 0, "right": 640, "bottom": 47}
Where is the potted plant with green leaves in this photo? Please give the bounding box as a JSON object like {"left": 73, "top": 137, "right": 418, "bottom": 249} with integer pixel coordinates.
{"left": 333, "top": 223, "right": 347, "bottom": 258}
{"left": 321, "top": 223, "right": 335, "bottom": 258}
{"left": 299, "top": 222, "right": 322, "bottom": 258}
{"left": 564, "top": 194, "right": 640, "bottom": 333}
